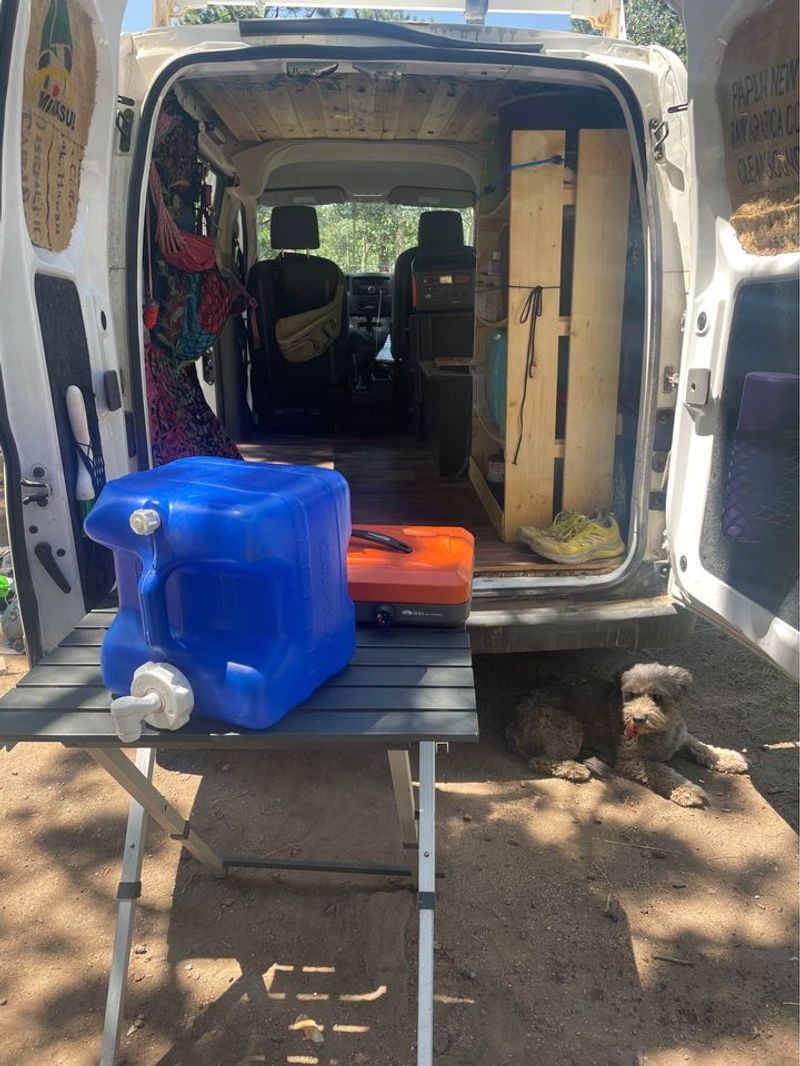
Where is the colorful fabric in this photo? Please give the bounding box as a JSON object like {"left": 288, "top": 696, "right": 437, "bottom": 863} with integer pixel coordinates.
{"left": 145, "top": 337, "right": 241, "bottom": 466}
{"left": 144, "top": 93, "right": 242, "bottom": 466}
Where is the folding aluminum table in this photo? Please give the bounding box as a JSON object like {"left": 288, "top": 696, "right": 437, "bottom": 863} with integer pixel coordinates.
{"left": 0, "top": 609, "right": 478, "bottom": 1066}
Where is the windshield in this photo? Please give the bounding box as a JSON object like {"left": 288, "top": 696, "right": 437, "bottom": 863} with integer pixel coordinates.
{"left": 257, "top": 203, "right": 474, "bottom": 274}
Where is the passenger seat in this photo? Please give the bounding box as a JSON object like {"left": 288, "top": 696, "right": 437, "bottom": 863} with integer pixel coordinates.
{"left": 390, "top": 211, "right": 476, "bottom": 365}
{"left": 247, "top": 205, "right": 348, "bottom": 427}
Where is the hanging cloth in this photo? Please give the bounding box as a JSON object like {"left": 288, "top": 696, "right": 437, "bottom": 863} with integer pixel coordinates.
{"left": 148, "top": 163, "right": 217, "bottom": 271}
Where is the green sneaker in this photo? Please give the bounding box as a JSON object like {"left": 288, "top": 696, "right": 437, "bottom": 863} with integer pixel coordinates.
{"left": 519, "top": 511, "right": 625, "bottom": 564}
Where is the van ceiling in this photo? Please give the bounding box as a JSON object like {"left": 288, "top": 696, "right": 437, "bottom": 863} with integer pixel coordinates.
{"left": 182, "top": 72, "right": 526, "bottom": 145}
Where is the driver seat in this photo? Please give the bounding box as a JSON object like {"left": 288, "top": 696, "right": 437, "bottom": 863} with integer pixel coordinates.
{"left": 247, "top": 205, "right": 348, "bottom": 426}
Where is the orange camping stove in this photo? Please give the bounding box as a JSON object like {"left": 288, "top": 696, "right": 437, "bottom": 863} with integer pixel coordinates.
{"left": 347, "top": 525, "right": 474, "bottom": 627}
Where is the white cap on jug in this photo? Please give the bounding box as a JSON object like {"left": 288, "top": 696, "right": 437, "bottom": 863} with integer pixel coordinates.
{"left": 129, "top": 508, "right": 161, "bottom": 535}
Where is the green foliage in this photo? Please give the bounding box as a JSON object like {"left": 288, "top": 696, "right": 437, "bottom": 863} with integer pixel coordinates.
{"left": 571, "top": 0, "right": 686, "bottom": 63}
{"left": 181, "top": 5, "right": 259, "bottom": 22}
{"left": 257, "top": 203, "right": 474, "bottom": 274}
{"left": 625, "top": 0, "right": 686, "bottom": 62}
{"left": 181, "top": 5, "right": 413, "bottom": 24}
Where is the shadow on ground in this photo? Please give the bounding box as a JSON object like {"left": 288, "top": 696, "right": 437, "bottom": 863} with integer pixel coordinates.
{"left": 0, "top": 622, "right": 796, "bottom": 1066}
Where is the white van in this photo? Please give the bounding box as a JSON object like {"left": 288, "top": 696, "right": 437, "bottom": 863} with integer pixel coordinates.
{"left": 0, "top": 0, "right": 797, "bottom": 677}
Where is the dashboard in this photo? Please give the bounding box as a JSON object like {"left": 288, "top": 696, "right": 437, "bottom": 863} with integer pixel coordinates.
{"left": 346, "top": 273, "right": 393, "bottom": 321}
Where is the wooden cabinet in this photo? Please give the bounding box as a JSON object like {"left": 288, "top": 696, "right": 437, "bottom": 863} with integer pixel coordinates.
{"left": 470, "top": 127, "right": 632, "bottom": 543}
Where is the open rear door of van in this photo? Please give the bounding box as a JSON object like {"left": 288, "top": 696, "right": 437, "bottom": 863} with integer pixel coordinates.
{"left": 0, "top": 0, "right": 129, "bottom": 659}
{"left": 667, "top": 0, "right": 799, "bottom": 678}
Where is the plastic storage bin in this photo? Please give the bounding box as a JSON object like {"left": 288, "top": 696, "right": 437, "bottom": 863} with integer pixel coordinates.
{"left": 85, "top": 457, "right": 356, "bottom": 730}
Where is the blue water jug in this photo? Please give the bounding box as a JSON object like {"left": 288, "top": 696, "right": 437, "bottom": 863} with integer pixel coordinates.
{"left": 85, "top": 457, "right": 356, "bottom": 731}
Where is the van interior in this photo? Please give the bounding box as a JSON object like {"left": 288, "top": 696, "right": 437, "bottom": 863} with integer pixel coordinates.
{"left": 138, "top": 57, "right": 647, "bottom": 578}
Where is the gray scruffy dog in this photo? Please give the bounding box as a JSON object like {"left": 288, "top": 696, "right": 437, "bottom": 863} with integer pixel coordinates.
{"left": 506, "top": 663, "right": 749, "bottom": 807}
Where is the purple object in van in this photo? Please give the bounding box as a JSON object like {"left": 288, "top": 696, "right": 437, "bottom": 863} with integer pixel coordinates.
{"left": 721, "top": 372, "right": 799, "bottom": 543}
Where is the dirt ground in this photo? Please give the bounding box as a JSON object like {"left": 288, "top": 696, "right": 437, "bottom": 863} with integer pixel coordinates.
{"left": 0, "top": 621, "right": 797, "bottom": 1066}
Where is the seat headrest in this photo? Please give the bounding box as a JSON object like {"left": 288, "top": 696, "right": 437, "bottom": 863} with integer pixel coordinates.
{"left": 270, "top": 205, "right": 320, "bottom": 250}
{"left": 417, "top": 211, "right": 464, "bottom": 250}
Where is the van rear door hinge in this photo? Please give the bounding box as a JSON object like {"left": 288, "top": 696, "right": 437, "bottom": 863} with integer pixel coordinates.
{"left": 116, "top": 106, "right": 134, "bottom": 153}
{"left": 648, "top": 117, "right": 670, "bottom": 161}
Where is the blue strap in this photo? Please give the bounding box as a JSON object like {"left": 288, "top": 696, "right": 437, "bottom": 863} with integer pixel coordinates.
{"left": 481, "top": 154, "right": 564, "bottom": 198}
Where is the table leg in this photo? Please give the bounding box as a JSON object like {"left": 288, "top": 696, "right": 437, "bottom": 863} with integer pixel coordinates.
{"left": 99, "top": 747, "right": 153, "bottom": 1066}
{"left": 88, "top": 748, "right": 226, "bottom": 877}
{"left": 416, "top": 741, "right": 437, "bottom": 1066}
{"left": 387, "top": 749, "right": 418, "bottom": 850}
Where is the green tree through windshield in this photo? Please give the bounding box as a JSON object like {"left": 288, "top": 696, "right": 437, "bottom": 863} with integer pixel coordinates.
{"left": 257, "top": 203, "right": 474, "bottom": 274}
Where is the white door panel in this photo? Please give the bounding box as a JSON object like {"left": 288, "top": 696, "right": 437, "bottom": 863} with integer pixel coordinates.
{"left": 0, "top": 0, "right": 129, "bottom": 655}
{"left": 667, "top": 0, "right": 799, "bottom": 678}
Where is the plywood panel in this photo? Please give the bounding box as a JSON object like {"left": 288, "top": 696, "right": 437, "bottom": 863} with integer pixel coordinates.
{"left": 347, "top": 75, "right": 379, "bottom": 137}
{"left": 469, "top": 458, "right": 504, "bottom": 540}
{"left": 184, "top": 74, "right": 519, "bottom": 144}
{"left": 418, "top": 78, "right": 469, "bottom": 140}
{"left": 444, "top": 81, "right": 507, "bottom": 142}
{"left": 371, "top": 77, "right": 400, "bottom": 139}
{"left": 192, "top": 80, "right": 265, "bottom": 141}
{"left": 263, "top": 79, "right": 305, "bottom": 138}
{"left": 503, "top": 130, "right": 566, "bottom": 541}
{"left": 562, "top": 129, "right": 631, "bottom": 514}
{"left": 318, "top": 80, "right": 350, "bottom": 138}
{"left": 290, "top": 82, "right": 328, "bottom": 138}
{"left": 394, "top": 77, "right": 436, "bottom": 139}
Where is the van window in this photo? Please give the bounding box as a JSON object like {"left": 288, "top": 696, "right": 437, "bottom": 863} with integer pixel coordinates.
{"left": 257, "top": 203, "right": 474, "bottom": 274}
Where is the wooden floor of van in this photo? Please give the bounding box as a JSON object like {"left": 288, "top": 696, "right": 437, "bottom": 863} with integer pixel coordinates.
{"left": 241, "top": 436, "right": 624, "bottom": 577}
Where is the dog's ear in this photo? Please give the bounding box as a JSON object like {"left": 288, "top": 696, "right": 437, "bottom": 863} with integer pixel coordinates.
{"left": 615, "top": 667, "right": 632, "bottom": 690}
{"left": 663, "top": 665, "right": 693, "bottom": 691}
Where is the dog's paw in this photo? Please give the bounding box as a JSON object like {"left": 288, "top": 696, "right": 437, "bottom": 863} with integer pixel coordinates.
{"left": 712, "top": 749, "right": 749, "bottom": 774}
{"left": 670, "top": 782, "right": 708, "bottom": 808}
{"left": 560, "top": 762, "right": 592, "bottom": 783}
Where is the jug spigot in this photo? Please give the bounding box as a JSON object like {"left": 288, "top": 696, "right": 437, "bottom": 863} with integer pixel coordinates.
{"left": 110, "top": 661, "right": 194, "bottom": 742}
{"left": 129, "top": 508, "right": 161, "bottom": 535}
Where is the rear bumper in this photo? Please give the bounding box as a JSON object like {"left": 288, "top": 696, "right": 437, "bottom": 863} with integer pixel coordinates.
{"left": 466, "top": 595, "right": 695, "bottom": 654}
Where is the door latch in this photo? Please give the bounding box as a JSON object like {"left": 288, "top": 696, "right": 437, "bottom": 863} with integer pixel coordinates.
{"left": 649, "top": 117, "right": 670, "bottom": 161}
{"left": 685, "top": 368, "right": 711, "bottom": 407}
{"left": 21, "top": 477, "right": 52, "bottom": 507}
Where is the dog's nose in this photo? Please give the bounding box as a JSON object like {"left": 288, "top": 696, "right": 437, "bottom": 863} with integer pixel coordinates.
{"left": 632, "top": 715, "right": 647, "bottom": 725}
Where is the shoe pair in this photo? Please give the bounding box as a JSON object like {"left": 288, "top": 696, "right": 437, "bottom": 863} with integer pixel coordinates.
{"left": 519, "top": 511, "right": 625, "bottom": 564}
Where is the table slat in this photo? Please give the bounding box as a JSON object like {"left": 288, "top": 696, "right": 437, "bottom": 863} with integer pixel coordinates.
{"left": 0, "top": 683, "right": 475, "bottom": 714}
{"left": 0, "top": 708, "right": 479, "bottom": 747}
{"left": 353, "top": 629, "right": 468, "bottom": 649}
{"left": 74, "top": 611, "right": 118, "bottom": 629}
{"left": 42, "top": 643, "right": 472, "bottom": 669}
{"left": 71, "top": 612, "right": 469, "bottom": 649}
{"left": 60, "top": 629, "right": 104, "bottom": 647}
{"left": 22, "top": 663, "right": 473, "bottom": 691}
